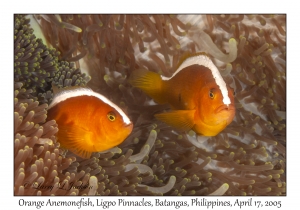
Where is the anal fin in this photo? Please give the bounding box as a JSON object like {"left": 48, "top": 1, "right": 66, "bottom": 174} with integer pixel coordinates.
{"left": 155, "top": 110, "right": 195, "bottom": 132}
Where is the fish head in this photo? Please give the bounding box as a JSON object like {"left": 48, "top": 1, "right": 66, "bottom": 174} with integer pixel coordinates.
{"left": 198, "top": 82, "right": 235, "bottom": 128}
{"left": 99, "top": 107, "right": 133, "bottom": 148}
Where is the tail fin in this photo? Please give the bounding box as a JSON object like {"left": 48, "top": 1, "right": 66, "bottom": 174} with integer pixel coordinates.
{"left": 129, "top": 69, "right": 166, "bottom": 104}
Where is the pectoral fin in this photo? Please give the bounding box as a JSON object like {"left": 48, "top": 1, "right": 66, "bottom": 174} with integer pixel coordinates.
{"left": 57, "top": 124, "right": 94, "bottom": 159}
{"left": 155, "top": 110, "right": 195, "bottom": 131}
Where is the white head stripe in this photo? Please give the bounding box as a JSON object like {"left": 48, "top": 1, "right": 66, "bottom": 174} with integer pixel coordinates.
{"left": 48, "top": 87, "right": 132, "bottom": 125}
{"left": 161, "top": 55, "right": 231, "bottom": 105}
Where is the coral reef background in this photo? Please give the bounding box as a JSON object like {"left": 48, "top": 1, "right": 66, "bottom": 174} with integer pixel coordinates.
{"left": 14, "top": 14, "right": 286, "bottom": 196}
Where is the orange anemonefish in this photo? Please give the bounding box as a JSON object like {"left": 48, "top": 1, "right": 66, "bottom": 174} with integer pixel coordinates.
{"left": 129, "top": 53, "right": 235, "bottom": 136}
{"left": 47, "top": 86, "right": 133, "bottom": 159}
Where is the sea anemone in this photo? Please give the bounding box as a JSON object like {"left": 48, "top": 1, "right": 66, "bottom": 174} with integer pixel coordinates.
{"left": 14, "top": 14, "right": 286, "bottom": 196}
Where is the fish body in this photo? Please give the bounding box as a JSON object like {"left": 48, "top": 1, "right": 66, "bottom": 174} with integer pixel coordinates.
{"left": 47, "top": 87, "right": 133, "bottom": 159}
{"left": 130, "top": 53, "right": 235, "bottom": 136}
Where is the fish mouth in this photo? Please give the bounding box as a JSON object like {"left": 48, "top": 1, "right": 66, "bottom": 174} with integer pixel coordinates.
{"left": 216, "top": 104, "right": 235, "bottom": 113}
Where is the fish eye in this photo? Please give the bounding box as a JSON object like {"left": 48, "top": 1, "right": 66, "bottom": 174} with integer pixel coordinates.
{"left": 209, "top": 89, "right": 214, "bottom": 99}
{"left": 107, "top": 111, "right": 116, "bottom": 121}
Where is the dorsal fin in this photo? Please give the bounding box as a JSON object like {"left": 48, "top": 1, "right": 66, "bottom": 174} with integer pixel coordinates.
{"left": 48, "top": 84, "right": 92, "bottom": 110}
{"left": 161, "top": 52, "right": 210, "bottom": 81}
{"left": 51, "top": 83, "right": 89, "bottom": 96}
{"left": 48, "top": 84, "right": 132, "bottom": 125}
{"left": 175, "top": 52, "right": 209, "bottom": 71}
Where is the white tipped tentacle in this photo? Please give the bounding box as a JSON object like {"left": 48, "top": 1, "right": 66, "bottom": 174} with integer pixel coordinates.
{"left": 209, "top": 183, "right": 229, "bottom": 195}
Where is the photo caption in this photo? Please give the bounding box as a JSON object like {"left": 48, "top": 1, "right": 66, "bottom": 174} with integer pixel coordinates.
{"left": 18, "top": 197, "right": 283, "bottom": 209}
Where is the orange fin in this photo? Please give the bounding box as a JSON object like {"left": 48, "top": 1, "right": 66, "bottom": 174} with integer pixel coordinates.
{"left": 155, "top": 110, "right": 195, "bottom": 131}
{"left": 129, "top": 69, "right": 166, "bottom": 104}
{"left": 57, "top": 124, "right": 94, "bottom": 159}
{"left": 175, "top": 52, "right": 209, "bottom": 70}
{"left": 51, "top": 83, "right": 91, "bottom": 97}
